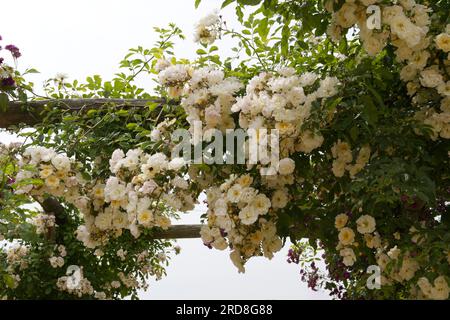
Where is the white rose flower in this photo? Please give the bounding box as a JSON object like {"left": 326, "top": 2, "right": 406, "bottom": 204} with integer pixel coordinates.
{"left": 338, "top": 227, "right": 355, "bottom": 245}
{"left": 420, "top": 68, "right": 444, "bottom": 88}
{"left": 435, "top": 33, "right": 450, "bottom": 52}
{"left": 168, "top": 157, "right": 186, "bottom": 171}
{"left": 271, "top": 189, "right": 288, "bottom": 209}
{"left": 95, "top": 212, "right": 113, "bottom": 230}
{"left": 227, "top": 184, "right": 243, "bottom": 203}
{"left": 137, "top": 209, "right": 154, "bottom": 226}
{"left": 431, "top": 276, "right": 450, "bottom": 300}
{"left": 212, "top": 238, "right": 228, "bottom": 250}
{"left": 214, "top": 198, "right": 228, "bottom": 216}
{"left": 49, "top": 257, "right": 59, "bottom": 268}
{"left": 45, "top": 176, "right": 60, "bottom": 188}
{"left": 51, "top": 154, "right": 71, "bottom": 171}
{"left": 334, "top": 213, "right": 348, "bottom": 229}
{"left": 278, "top": 158, "right": 295, "bottom": 175}
{"left": 250, "top": 194, "right": 271, "bottom": 215}
{"left": 340, "top": 248, "right": 356, "bottom": 266}
{"left": 356, "top": 215, "right": 376, "bottom": 234}
{"left": 238, "top": 206, "right": 259, "bottom": 225}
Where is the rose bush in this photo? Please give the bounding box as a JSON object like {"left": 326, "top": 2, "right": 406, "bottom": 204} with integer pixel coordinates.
{"left": 1, "top": 0, "right": 449, "bottom": 299}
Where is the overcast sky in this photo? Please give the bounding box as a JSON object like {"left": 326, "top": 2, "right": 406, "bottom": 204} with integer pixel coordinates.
{"left": 0, "top": 0, "right": 330, "bottom": 300}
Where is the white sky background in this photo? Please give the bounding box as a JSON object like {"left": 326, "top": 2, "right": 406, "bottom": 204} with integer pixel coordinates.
{"left": 0, "top": 0, "right": 330, "bottom": 299}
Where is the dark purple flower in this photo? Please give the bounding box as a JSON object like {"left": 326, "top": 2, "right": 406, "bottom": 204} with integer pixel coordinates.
{"left": 7, "top": 178, "right": 15, "bottom": 185}
{"left": 0, "top": 57, "right": 4, "bottom": 64}
{"left": 287, "top": 248, "right": 300, "bottom": 264}
{"left": 5, "top": 44, "right": 21, "bottom": 58}
{"left": 1, "top": 76, "right": 15, "bottom": 87}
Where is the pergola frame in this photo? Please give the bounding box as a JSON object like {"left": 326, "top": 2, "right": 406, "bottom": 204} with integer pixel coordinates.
{"left": 1, "top": 98, "right": 203, "bottom": 239}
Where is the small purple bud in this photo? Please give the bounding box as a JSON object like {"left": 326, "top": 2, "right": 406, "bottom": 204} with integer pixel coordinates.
{"left": 219, "top": 228, "right": 227, "bottom": 237}
{"left": 203, "top": 242, "right": 213, "bottom": 249}
{"left": 5, "top": 44, "right": 21, "bottom": 58}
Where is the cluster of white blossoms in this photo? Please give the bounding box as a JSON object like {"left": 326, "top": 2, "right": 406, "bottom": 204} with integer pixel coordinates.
{"left": 30, "top": 213, "right": 56, "bottom": 235}
{"left": 232, "top": 68, "right": 338, "bottom": 160}
{"left": 158, "top": 64, "right": 243, "bottom": 133}
{"left": 380, "top": 225, "right": 450, "bottom": 299}
{"left": 15, "top": 146, "right": 83, "bottom": 201}
{"left": 193, "top": 11, "right": 221, "bottom": 45}
{"left": 182, "top": 67, "right": 243, "bottom": 133}
{"left": 414, "top": 97, "right": 450, "bottom": 140}
{"left": 326, "top": 1, "right": 450, "bottom": 141}
{"left": 335, "top": 211, "right": 450, "bottom": 299}
{"left": 156, "top": 65, "right": 340, "bottom": 270}
{"left": 14, "top": 146, "right": 193, "bottom": 243}
{"left": 335, "top": 213, "right": 377, "bottom": 267}
{"left": 374, "top": 242, "right": 449, "bottom": 300}
{"left": 158, "top": 64, "right": 192, "bottom": 99}
{"left": 200, "top": 173, "right": 284, "bottom": 272}
{"left": 416, "top": 276, "right": 450, "bottom": 300}
{"left": 10, "top": 145, "right": 191, "bottom": 298}
{"left": 75, "top": 148, "right": 196, "bottom": 248}
{"left": 49, "top": 245, "right": 66, "bottom": 268}
{"left": 4, "top": 244, "right": 29, "bottom": 289}
{"left": 377, "top": 246, "right": 419, "bottom": 281}
{"left": 56, "top": 266, "right": 94, "bottom": 298}
{"left": 331, "top": 141, "right": 371, "bottom": 178}
{"left": 6, "top": 244, "right": 29, "bottom": 270}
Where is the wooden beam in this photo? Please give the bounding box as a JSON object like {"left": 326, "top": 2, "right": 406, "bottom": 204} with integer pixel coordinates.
{"left": 39, "top": 196, "right": 202, "bottom": 239}
{"left": 152, "top": 224, "right": 202, "bottom": 239}
{"left": 0, "top": 98, "right": 168, "bottom": 128}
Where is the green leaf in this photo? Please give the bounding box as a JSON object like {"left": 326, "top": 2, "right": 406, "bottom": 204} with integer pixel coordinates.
{"left": 0, "top": 93, "right": 9, "bottom": 113}
{"left": 236, "top": 6, "right": 244, "bottom": 22}
{"left": 126, "top": 123, "right": 138, "bottom": 130}
{"left": 195, "top": 0, "right": 201, "bottom": 8}
{"left": 3, "top": 274, "right": 15, "bottom": 289}
{"left": 238, "top": 0, "right": 262, "bottom": 6}
{"left": 24, "top": 68, "right": 40, "bottom": 74}
{"left": 196, "top": 49, "right": 207, "bottom": 55}
{"left": 366, "top": 83, "right": 386, "bottom": 109}
{"left": 146, "top": 101, "right": 160, "bottom": 112}
{"left": 116, "top": 109, "right": 129, "bottom": 117}
{"left": 221, "top": 0, "right": 234, "bottom": 8}
{"left": 350, "top": 126, "right": 359, "bottom": 142}
{"left": 361, "top": 95, "right": 378, "bottom": 126}
{"left": 281, "top": 25, "right": 290, "bottom": 57}
{"left": 257, "top": 18, "right": 269, "bottom": 41}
